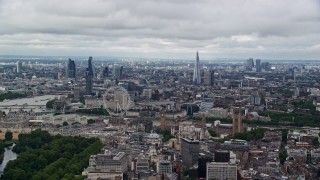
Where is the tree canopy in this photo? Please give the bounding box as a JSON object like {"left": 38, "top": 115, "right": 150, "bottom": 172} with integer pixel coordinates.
{"left": 0, "top": 92, "right": 27, "bottom": 102}
{"left": 46, "top": 99, "right": 55, "bottom": 109}
{"left": 2, "top": 129, "right": 103, "bottom": 180}
{"left": 5, "top": 131, "right": 13, "bottom": 141}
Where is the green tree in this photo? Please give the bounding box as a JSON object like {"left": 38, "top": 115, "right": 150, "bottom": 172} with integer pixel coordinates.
{"left": 3, "top": 130, "right": 103, "bottom": 180}
{"left": 80, "top": 97, "right": 85, "bottom": 105}
{"left": 313, "top": 137, "right": 320, "bottom": 147}
{"left": 46, "top": 99, "right": 55, "bottom": 109}
{"left": 87, "top": 119, "right": 95, "bottom": 124}
{"left": 0, "top": 92, "right": 27, "bottom": 102}
{"left": 62, "top": 121, "right": 68, "bottom": 126}
{"left": 208, "top": 130, "right": 217, "bottom": 137}
{"left": 5, "top": 131, "right": 13, "bottom": 141}
{"left": 279, "top": 151, "right": 288, "bottom": 165}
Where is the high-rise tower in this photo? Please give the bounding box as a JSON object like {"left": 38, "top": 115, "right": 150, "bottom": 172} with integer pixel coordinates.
{"left": 114, "top": 65, "right": 123, "bottom": 81}
{"left": 193, "top": 51, "right": 201, "bottom": 84}
{"left": 86, "top": 57, "right": 93, "bottom": 95}
{"left": 67, "top": 58, "right": 76, "bottom": 78}
{"left": 87, "top": 56, "right": 96, "bottom": 78}
{"left": 204, "top": 69, "right": 215, "bottom": 86}
{"left": 256, "top": 59, "right": 261, "bottom": 72}
{"left": 103, "top": 66, "right": 109, "bottom": 78}
{"left": 16, "top": 61, "right": 22, "bottom": 73}
{"left": 86, "top": 69, "right": 93, "bottom": 95}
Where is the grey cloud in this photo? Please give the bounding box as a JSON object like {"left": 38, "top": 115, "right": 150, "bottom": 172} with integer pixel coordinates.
{"left": 0, "top": 0, "right": 320, "bottom": 59}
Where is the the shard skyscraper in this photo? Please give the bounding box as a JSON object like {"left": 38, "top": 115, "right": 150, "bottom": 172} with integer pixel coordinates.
{"left": 193, "top": 51, "right": 201, "bottom": 84}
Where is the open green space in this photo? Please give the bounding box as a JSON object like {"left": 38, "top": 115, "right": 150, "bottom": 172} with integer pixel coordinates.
{"left": 0, "top": 92, "right": 27, "bottom": 102}
{"left": 252, "top": 109, "right": 320, "bottom": 127}
{"left": 1, "top": 129, "right": 103, "bottom": 180}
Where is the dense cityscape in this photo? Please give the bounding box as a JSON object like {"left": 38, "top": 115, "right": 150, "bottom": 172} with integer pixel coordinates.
{"left": 0, "top": 54, "right": 320, "bottom": 179}
{"left": 1, "top": 0, "right": 320, "bottom": 180}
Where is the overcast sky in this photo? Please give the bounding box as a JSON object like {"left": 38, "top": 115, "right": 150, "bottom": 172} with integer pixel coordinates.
{"left": 0, "top": 0, "right": 320, "bottom": 60}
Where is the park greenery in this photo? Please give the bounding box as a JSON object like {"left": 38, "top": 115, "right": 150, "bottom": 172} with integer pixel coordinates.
{"left": 156, "top": 130, "right": 175, "bottom": 142}
{"left": 279, "top": 150, "right": 288, "bottom": 165}
{"left": 0, "top": 92, "right": 27, "bottom": 102}
{"left": 208, "top": 130, "right": 217, "bottom": 137}
{"left": 46, "top": 99, "right": 55, "bottom": 109}
{"left": 257, "top": 109, "right": 320, "bottom": 127}
{"left": 76, "top": 108, "right": 109, "bottom": 116}
{"left": 5, "top": 131, "right": 12, "bottom": 141}
{"left": 292, "top": 100, "right": 316, "bottom": 111}
{"left": 63, "top": 121, "right": 69, "bottom": 126}
{"left": 312, "top": 137, "right": 320, "bottom": 147}
{"left": 233, "top": 128, "right": 268, "bottom": 141}
{"left": 232, "top": 128, "right": 289, "bottom": 142}
{"left": 1, "top": 129, "right": 103, "bottom": 180}
{"left": 87, "top": 119, "right": 96, "bottom": 124}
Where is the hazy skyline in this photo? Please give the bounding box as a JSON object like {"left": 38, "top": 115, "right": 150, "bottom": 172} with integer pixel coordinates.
{"left": 0, "top": 0, "right": 320, "bottom": 60}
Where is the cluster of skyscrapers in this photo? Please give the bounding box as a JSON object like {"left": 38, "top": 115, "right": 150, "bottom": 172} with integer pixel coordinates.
{"left": 66, "top": 56, "right": 125, "bottom": 96}
{"left": 246, "top": 58, "right": 271, "bottom": 72}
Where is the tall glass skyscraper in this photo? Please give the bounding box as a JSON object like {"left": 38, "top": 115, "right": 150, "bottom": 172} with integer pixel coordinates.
{"left": 86, "top": 57, "right": 93, "bottom": 94}
{"left": 87, "top": 56, "right": 96, "bottom": 77}
{"left": 67, "top": 58, "right": 76, "bottom": 78}
{"left": 192, "top": 51, "right": 201, "bottom": 84}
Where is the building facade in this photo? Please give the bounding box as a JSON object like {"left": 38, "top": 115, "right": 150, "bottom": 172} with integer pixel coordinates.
{"left": 206, "top": 162, "right": 237, "bottom": 180}
{"left": 67, "top": 58, "right": 76, "bottom": 78}
{"left": 181, "top": 138, "right": 200, "bottom": 169}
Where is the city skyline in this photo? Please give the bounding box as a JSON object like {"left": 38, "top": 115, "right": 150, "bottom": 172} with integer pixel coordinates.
{"left": 0, "top": 0, "right": 320, "bottom": 60}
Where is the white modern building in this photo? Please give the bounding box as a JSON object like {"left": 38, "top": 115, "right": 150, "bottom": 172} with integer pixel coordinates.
{"left": 207, "top": 162, "right": 237, "bottom": 180}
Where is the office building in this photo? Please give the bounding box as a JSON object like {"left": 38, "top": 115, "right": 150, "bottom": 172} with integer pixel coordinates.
{"left": 261, "top": 62, "right": 270, "bottom": 71}
{"left": 256, "top": 59, "right": 261, "bottom": 72}
{"left": 103, "top": 66, "right": 109, "bottom": 78}
{"left": 193, "top": 51, "right": 201, "bottom": 84}
{"left": 292, "top": 68, "right": 296, "bottom": 82}
{"left": 206, "top": 162, "right": 237, "bottom": 180}
{"left": 84, "top": 150, "right": 128, "bottom": 180}
{"left": 114, "top": 65, "right": 123, "bottom": 81}
{"left": 157, "top": 160, "right": 172, "bottom": 176}
{"left": 214, "top": 150, "right": 230, "bottom": 162}
{"left": 85, "top": 70, "right": 93, "bottom": 95}
{"left": 142, "top": 89, "right": 152, "bottom": 99}
{"left": 181, "top": 138, "right": 200, "bottom": 169}
{"left": 136, "top": 157, "right": 149, "bottom": 172}
{"left": 204, "top": 69, "right": 214, "bottom": 86}
{"left": 232, "top": 107, "right": 242, "bottom": 136}
{"left": 221, "top": 140, "right": 249, "bottom": 151}
{"left": 200, "top": 100, "right": 214, "bottom": 113}
{"left": 87, "top": 56, "right": 96, "bottom": 77}
{"left": 198, "top": 153, "right": 213, "bottom": 179}
{"left": 246, "top": 58, "right": 254, "bottom": 71}
{"left": 16, "top": 61, "right": 22, "bottom": 73}
{"left": 250, "top": 92, "right": 261, "bottom": 105}
{"left": 67, "top": 58, "right": 76, "bottom": 78}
